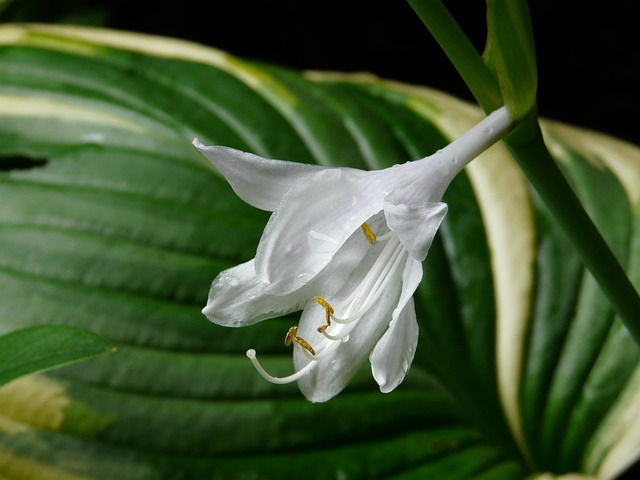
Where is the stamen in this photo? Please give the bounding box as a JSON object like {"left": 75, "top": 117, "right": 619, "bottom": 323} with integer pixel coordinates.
{"left": 284, "top": 326, "right": 298, "bottom": 346}
{"left": 326, "top": 314, "right": 355, "bottom": 324}
{"left": 361, "top": 222, "right": 377, "bottom": 244}
{"left": 247, "top": 227, "right": 409, "bottom": 387}
{"left": 246, "top": 349, "right": 316, "bottom": 385}
{"left": 323, "top": 235, "right": 400, "bottom": 327}
{"left": 294, "top": 336, "right": 316, "bottom": 356}
{"left": 354, "top": 239, "right": 405, "bottom": 316}
{"left": 319, "top": 236, "right": 406, "bottom": 341}
{"left": 321, "top": 327, "right": 352, "bottom": 341}
{"left": 314, "top": 296, "right": 334, "bottom": 332}
{"left": 375, "top": 231, "right": 394, "bottom": 242}
{"left": 284, "top": 325, "right": 316, "bottom": 355}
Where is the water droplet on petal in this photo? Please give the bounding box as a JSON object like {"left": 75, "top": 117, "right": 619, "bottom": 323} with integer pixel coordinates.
{"left": 341, "top": 334, "right": 350, "bottom": 342}
{"left": 483, "top": 126, "right": 494, "bottom": 135}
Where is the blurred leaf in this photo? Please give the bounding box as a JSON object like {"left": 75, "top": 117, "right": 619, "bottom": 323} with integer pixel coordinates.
{"left": 0, "top": 325, "right": 112, "bottom": 387}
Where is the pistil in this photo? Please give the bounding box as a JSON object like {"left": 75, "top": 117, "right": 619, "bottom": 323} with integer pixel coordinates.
{"left": 246, "top": 349, "right": 317, "bottom": 384}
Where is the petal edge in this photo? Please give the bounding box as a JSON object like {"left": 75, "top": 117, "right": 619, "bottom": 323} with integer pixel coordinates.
{"left": 202, "top": 259, "right": 307, "bottom": 327}
{"left": 370, "top": 298, "right": 419, "bottom": 393}
{"left": 193, "top": 139, "right": 326, "bottom": 211}
{"left": 384, "top": 199, "right": 448, "bottom": 261}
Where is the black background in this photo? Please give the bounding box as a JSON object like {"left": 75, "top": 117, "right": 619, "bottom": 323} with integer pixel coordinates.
{"left": 3, "top": 0, "right": 638, "bottom": 143}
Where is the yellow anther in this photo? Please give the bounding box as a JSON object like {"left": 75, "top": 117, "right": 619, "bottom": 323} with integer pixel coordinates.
{"left": 314, "top": 296, "right": 334, "bottom": 332}
{"left": 294, "top": 336, "right": 316, "bottom": 356}
{"left": 284, "top": 326, "right": 298, "bottom": 346}
{"left": 284, "top": 326, "right": 316, "bottom": 355}
{"left": 314, "top": 296, "right": 334, "bottom": 314}
{"left": 361, "top": 222, "right": 377, "bottom": 244}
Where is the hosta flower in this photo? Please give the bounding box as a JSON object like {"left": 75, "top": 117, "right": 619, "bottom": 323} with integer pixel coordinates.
{"left": 194, "top": 106, "right": 510, "bottom": 402}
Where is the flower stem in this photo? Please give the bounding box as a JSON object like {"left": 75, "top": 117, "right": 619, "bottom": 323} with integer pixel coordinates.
{"left": 407, "top": 0, "right": 640, "bottom": 347}
{"left": 505, "top": 113, "right": 640, "bottom": 346}
{"left": 407, "top": 0, "right": 502, "bottom": 112}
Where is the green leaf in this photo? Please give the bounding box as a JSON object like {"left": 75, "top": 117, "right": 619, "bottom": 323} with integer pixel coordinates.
{"left": 486, "top": 0, "right": 538, "bottom": 119}
{"left": 0, "top": 325, "right": 112, "bottom": 387}
{"left": 0, "top": 23, "right": 639, "bottom": 479}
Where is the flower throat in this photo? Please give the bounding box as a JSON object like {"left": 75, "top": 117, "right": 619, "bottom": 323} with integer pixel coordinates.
{"left": 246, "top": 222, "right": 405, "bottom": 384}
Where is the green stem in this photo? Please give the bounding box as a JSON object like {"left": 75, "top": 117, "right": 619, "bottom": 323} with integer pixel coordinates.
{"left": 407, "top": 0, "right": 640, "bottom": 346}
{"left": 407, "top": 0, "right": 502, "bottom": 112}
{"left": 506, "top": 113, "right": 640, "bottom": 346}
{"left": 407, "top": 0, "right": 640, "bottom": 347}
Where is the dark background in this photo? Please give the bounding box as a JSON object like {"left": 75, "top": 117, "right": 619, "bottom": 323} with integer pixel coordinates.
{"left": 2, "top": 0, "right": 638, "bottom": 144}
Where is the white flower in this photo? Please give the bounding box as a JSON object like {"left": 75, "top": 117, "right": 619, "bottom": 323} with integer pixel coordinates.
{"left": 194, "top": 106, "right": 510, "bottom": 402}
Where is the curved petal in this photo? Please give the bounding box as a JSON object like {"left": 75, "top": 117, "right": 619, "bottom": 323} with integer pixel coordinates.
{"left": 256, "top": 167, "right": 386, "bottom": 295}
{"left": 193, "top": 139, "right": 326, "bottom": 211}
{"left": 203, "top": 217, "right": 382, "bottom": 329}
{"left": 293, "top": 249, "right": 405, "bottom": 402}
{"left": 384, "top": 198, "right": 448, "bottom": 261}
{"left": 293, "top": 294, "right": 398, "bottom": 402}
{"left": 370, "top": 298, "right": 419, "bottom": 393}
{"left": 392, "top": 255, "right": 423, "bottom": 323}
{"left": 370, "top": 254, "right": 422, "bottom": 392}
{"left": 201, "top": 259, "right": 308, "bottom": 327}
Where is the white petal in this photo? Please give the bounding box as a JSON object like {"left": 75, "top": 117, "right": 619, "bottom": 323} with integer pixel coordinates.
{"left": 293, "top": 247, "right": 405, "bottom": 402}
{"left": 293, "top": 297, "right": 396, "bottom": 402}
{"left": 393, "top": 254, "right": 423, "bottom": 323}
{"left": 255, "top": 167, "right": 385, "bottom": 295}
{"left": 370, "top": 254, "right": 422, "bottom": 393}
{"left": 370, "top": 298, "right": 419, "bottom": 393}
{"left": 384, "top": 198, "right": 448, "bottom": 261}
{"left": 305, "top": 218, "right": 385, "bottom": 298}
{"left": 201, "top": 259, "right": 308, "bottom": 327}
{"left": 193, "top": 139, "right": 326, "bottom": 211}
